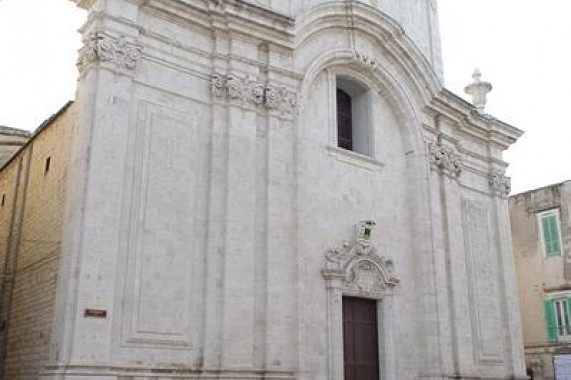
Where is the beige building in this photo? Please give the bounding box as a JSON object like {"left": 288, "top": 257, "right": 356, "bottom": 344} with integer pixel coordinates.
{"left": 0, "top": 102, "right": 76, "bottom": 379}
{"left": 510, "top": 181, "right": 571, "bottom": 380}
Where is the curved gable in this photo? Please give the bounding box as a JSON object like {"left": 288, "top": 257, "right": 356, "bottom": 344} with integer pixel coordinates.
{"left": 294, "top": 1, "right": 443, "bottom": 105}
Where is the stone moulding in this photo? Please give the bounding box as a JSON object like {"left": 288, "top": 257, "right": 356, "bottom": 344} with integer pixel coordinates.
{"left": 209, "top": 73, "right": 298, "bottom": 115}
{"left": 489, "top": 170, "right": 511, "bottom": 198}
{"left": 429, "top": 142, "right": 463, "bottom": 179}
{"left": 322, "top": 221, "right": 399, "bottom": 296}
{"left": 352, "top": 50, "right": 381, "bottom": 73}
{"left": 77, "top": 31, "right": 143, "bottom": 73}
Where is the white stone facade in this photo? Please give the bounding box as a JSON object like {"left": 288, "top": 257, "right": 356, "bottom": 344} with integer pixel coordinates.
{"left": 44, "top": 1, "right": 526, "bottom": 379}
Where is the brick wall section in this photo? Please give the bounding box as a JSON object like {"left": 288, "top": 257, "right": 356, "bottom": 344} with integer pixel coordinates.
{"left": 0, "top": 103, "right": 76, "bottom": 380}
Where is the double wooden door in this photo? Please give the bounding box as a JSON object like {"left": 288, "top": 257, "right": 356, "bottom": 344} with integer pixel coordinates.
{"left": 342, "top": 297, "right": 380, "bottom": 380}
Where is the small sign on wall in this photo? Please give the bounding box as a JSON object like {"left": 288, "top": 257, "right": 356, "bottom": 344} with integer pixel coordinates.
{"left": 84, "top": 309, "right": 107, "bottom": 319}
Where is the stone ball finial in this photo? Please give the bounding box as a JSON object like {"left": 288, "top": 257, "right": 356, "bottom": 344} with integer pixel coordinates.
{"left": 464, "top": 69, "right": 492, "bottom": 112}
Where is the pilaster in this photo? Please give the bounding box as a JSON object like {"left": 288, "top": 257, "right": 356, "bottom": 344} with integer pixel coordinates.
{"left": 428, "top": 136, "right": 476, "bottom": 378}
{"left": 489, "top": 170, "right": 527, "bottom": 379}
{"left": 49, "top": 0, "right": 143, "bottom": 375}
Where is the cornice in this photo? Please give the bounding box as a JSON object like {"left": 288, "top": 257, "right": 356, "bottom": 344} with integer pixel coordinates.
{"left": 0, "top": 126, "right": 31, "bottom": 138}
{"left": 428, "top": 89, "right": 524, "bottom": 150}
{"left": 212, "top": 2, "right": 295, "bottom": 51}
{"left": 74, "top": 0, "right": 295, "bottom": 49}
{"left": 211, "top": 0, "right": 294, "bottom": 24}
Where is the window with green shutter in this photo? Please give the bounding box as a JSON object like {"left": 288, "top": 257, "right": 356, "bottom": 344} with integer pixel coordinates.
{"left": 539, "top": 210, "right": 562, "bottom": 257}
{"left": 545, "top": 297, "right": 571, "bottom": 343}
{"left": 545, "top": 299, "right": 558, "bottom": 342}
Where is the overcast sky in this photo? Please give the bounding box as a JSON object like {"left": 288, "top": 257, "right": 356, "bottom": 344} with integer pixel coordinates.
{"left": 0, "top": 0, "right": 569, "bottom": 194}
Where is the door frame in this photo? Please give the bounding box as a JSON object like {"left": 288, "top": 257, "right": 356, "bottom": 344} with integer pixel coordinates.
{"left": 324, "top": 277, "right": 396, "bottom": 380}
{"left": 322, "top": 240, "right": 398, "bottom": 380}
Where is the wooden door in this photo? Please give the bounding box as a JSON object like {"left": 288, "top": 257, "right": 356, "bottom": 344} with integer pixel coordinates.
{"left": 343, "top": 297, "right": 380, "bottom": 380}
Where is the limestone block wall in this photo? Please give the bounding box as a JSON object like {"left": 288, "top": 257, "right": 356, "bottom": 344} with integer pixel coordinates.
{"left": 46, "top": 0, "right": 526, "bottom": 379}
{"left": 0, "top": 103, "right": 75, "bottom": 380}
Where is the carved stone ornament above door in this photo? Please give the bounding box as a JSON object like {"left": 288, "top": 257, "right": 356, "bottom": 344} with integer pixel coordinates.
{"left": 322, "top": 220, "right": 399, "bottom": 297}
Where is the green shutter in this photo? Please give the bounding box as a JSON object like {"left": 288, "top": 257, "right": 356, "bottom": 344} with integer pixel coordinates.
{"left": 545, "top": 299, "right": 558, "bottom": 342}
{"left": 542, "top": 216, "right": 552, "bottom": 254}
{"left": 567, "top": 297, "right": 571, "bottom": 336}
{"left": 550, "top": 216, "right": 561, "bottom": 254}
{"left": 542, "top": 215, "right": 561, "bottom": 257}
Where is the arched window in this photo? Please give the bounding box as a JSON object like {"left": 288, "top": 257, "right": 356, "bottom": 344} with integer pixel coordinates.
{"left": 336, "top": 76, "right": 371, "bottom": 155}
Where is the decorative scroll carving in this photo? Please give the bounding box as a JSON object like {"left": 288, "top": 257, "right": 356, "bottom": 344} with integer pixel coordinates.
{"left": 265, "top": 84, "right": 298, "bottom": 115}
{"left": 352, "top": 50, "right": 380, "bottom": 72}
{"left": 489, "top": 171, "right": 511, "bottom": 198}
{"left": 209, "top": 73, "right": 226, "bottom": 97}
{"left": 209, "top": 73, "right": 298, "bottom": 115}
{"left": 77, "top": 32, "right": 143, "bottom": 73}
{"left": 323, "top": 221, "right": 398, "bottom": 296}
{"left": 429, "top": 142, "right": 462, "bottom": 178}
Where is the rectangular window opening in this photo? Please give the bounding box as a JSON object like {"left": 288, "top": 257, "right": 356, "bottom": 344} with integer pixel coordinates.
{"left": 44, "top": 157, "right": 51, "bottom": 174}
{"left": 337, "top": 89, "right": 353, "bottom": 151}
{"left": 336, "top": 76, "right": 371, "bottom": 156}
{"left": 554, "top": 299, "right": 571, "bottom": 337}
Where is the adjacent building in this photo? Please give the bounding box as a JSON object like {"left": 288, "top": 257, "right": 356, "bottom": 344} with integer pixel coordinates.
{"left": 0, "top": 1, "right": 528, "bottom": 379}
{"left": 0, "top": 102, "right": 75, "bottom": 379}
{"left": 510, "top": 181, "right": 571, "bottom": 380}
{"left": 0, "top": 126, "right": 30, "bottom": 168}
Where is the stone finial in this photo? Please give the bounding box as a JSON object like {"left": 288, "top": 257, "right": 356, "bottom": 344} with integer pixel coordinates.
{"left": 464, "top": 69, "right": 492, "bottom": 112}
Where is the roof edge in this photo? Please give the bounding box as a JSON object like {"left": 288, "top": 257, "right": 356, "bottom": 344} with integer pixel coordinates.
{"left": 0, "top": 101, "right": 74, "bottom": 173}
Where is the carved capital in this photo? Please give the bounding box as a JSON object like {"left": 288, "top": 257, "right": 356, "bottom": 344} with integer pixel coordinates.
{"left": 77, "top": 32, "right": 143, "bottom": 74}
{"left": 429, "top": 143, "right": 462, "bottom": 178}
{"left": 209, "top": 73, "right": 298, "bottom": 116}
{"left": 489, "top": 171, "right": 511, "bottom": 198}
{"left": 265, "top": 84, "right": 298, "bottom": 115}
{"left": 209, "top": 73, "right": 226, "bottom": 97}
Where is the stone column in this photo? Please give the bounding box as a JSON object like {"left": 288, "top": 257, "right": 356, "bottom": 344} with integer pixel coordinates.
{"left": 379, "top": 295, "right": 397, "bottom": 380}
{"left": 203, "top": 70, "right": 230, "bottom": 369}
{"left": 490, "top": 170, "right": 527, "bottom": 379}
{"left": 50, "top": 0, "right": 144, "bottom": 374}
{"left": 220, "top": 79, "right": 261, "bottom": 369}
{"left": 264, "top": 83, "right": 299, "bottom": 372}
{"left": 427, "top": 139, "right": 474, "bottom": 378}
{"left": 323, "top": 274, "right": 344, "bottom": 380}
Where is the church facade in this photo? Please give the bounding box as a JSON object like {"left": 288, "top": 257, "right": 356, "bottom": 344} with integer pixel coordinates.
{"left": 0, "top": 1, "right": 527, "bottom": 379}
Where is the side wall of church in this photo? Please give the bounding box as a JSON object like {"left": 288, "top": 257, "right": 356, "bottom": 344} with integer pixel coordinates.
{"left": 0, "top": 103, "right": 76, "bottom": 380}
